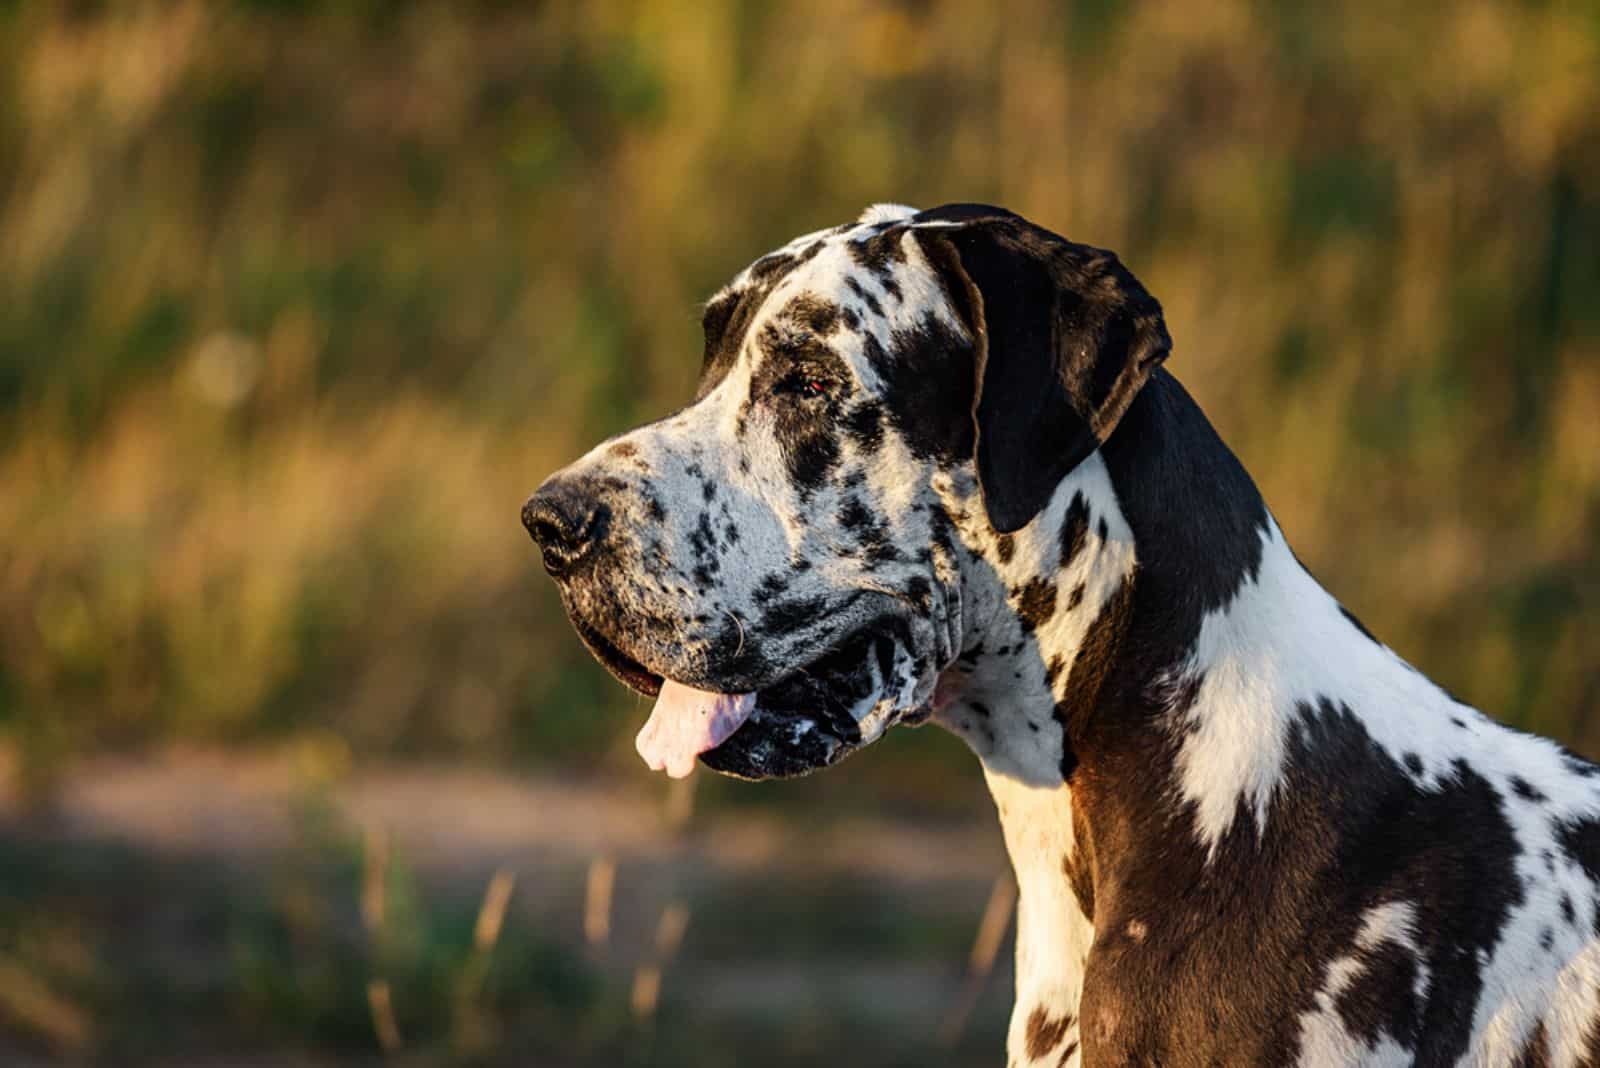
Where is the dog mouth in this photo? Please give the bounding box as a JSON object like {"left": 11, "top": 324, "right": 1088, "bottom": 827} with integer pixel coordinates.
{"left": 571, "top": 615, "right": 664, "bottom": 697}
{"left": 701, "top": 625, "right": 909, "bottom": 780}
{"left": 572, "top": 613, "right": 920, "bottom": 781}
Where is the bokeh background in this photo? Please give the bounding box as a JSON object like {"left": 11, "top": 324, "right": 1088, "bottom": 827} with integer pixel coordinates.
{"left": 1, "top": 0, "right": 1597, "bottom": 1063}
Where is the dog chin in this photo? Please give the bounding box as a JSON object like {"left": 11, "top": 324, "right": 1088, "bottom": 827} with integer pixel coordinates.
{"left": 698, "top": 628, "right": 931, "bottom": 780}
{"left": 697, "top": 704, "right": 863, "bottom": 779}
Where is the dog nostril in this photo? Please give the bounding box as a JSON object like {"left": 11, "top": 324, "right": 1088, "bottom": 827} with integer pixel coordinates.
{"left": 530, "top": 517, "right": 564, "bottom": 551}
{"left": 522, "top": 486, "right": 607, "bottom": 578}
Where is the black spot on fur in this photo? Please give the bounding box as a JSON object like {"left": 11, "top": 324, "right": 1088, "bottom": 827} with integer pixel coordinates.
{"left": 760, "top": 595, "right": 827, "bottom": 635}
{"left": 842, "top": 400, "right": 884, "bottom": 453}
{"left": 1510, "top": 775, "right": 1547, "bottom": 803}
{"left": 1563, "top": 749, "right": 1600, "bottom": 777}
{"left": 1553, "top": 816, "right": 1600, "bottom": 934}
{"left": 1340, "top": 605, "right": 1381, "bottom": 644}
{"left": 687, "top": 509, "right": 721, "bottom": 588}
{"left": 849, "top": 227, "right": 908, "bottom": 278}
{"left": 866, "top": 313, "right": 978, "bottom": 464}
{"left": 1059, "top": 491, "right": 1091, "bottom": 570}
{"left": 1066, "top": 583, "right": 1085, "bottom": 611}
{"left": 845, "top": 276, "right": 884, "bottom": 318}
{"left": 782, "top": 292, "right": 842, "bottom": 335}
{"left": 748, "top": 251, "right": 797, "bottom": 281}
{"left": 1403, "top": 752, "right": 1423, "bottom": 775}
{"left": 1096, "top": 516, "right": 1108, "bottom": 542}
{"left": 996, "top": 534, "right": 1015, "bottom": 563}
{"left": 839, "top": 496, "right": 900, "bottom": 564}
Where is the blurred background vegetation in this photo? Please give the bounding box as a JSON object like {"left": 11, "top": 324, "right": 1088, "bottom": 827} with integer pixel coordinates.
{"left": 0, "top": 0, "right": 1596, "bottom": 1063}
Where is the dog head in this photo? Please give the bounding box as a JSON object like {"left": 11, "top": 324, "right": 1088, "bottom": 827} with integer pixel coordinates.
{"left": 523, "top": 203, "right": 1169, "bottom": 779}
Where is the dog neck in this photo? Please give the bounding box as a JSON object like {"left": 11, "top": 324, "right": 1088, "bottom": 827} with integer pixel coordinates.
{"left": 932, "top": 370, "right": 1362, "bottom": 1064}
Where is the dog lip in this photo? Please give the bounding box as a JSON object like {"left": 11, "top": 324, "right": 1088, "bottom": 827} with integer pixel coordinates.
{"left": 571, "top": 615, "right": 662, "bottom": 697}
{"left": 571, "top": 604, "right": 914, "bottom": 727}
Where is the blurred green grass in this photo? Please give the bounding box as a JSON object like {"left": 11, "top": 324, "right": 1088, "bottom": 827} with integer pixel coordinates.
{"left": 0, "top": 0, "right": 1597, "bottom": 1061}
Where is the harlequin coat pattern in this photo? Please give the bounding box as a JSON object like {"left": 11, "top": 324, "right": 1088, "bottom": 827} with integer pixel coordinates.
{"left": 524, "top": 204, "right": 1600, "bottom": 1067}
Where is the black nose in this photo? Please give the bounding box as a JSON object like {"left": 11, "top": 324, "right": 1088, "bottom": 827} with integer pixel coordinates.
{"left": 522, "top": 478, "right": 611, "bottom": 578}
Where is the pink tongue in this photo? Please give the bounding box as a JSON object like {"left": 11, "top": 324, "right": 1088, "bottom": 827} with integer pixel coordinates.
{"left": 635, "top": 680, "right": 756, "bottom": 778}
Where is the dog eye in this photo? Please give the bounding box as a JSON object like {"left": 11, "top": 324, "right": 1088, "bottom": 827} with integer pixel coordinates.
{"left": 776, "top": 374, "right": 833, "bottom": 400}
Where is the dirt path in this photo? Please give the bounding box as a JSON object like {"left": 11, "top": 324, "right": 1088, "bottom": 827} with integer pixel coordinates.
{"left": 0, "top": 746, "right": 1018, "bottom": 1047}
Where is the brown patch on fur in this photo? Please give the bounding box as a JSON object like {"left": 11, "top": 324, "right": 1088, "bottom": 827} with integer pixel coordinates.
{"left": 1513, "top": 1020, "right": 1551, "bottom": 1068}
{"left": 1014, "top": 578, "right": 1058, "bottom": 633}
{"left": 1063, "top": 848, "right": 1094, "bottom": 922}
{"left": 1025, "top": 1007, "right": 1075, "bottom": 1060}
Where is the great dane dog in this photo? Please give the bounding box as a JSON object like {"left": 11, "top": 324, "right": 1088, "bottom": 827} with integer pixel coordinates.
{"left": 523, "top": 203, "right": 1600, "bottom": 1067}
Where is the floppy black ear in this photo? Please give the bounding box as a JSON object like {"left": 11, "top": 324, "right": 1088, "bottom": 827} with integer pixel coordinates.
{"left": 911, "top": 204, "right": 1171, "bottom": 534}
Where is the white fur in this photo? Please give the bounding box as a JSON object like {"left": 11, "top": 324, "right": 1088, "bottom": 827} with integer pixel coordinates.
{"left": 858, "top": 202, "right": 918, "bottom": 225}
{"left": 986, "top": 771, "right": 1090, "bottom": 1067}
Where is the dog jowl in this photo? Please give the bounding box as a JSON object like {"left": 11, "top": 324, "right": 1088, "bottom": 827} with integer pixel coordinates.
{"left": 523, "top": 204, "right": 1600, "bottom": 1067}
{"left": 522, "top": 202, "right": 1165, "bottom": 782}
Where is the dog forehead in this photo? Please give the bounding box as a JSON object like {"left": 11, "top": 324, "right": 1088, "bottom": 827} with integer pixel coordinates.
{"left": 725, "top": 222, "right": 942, "bottom": 362}
{"left": 695, "top": 207, "right": 964, "bottom": 403}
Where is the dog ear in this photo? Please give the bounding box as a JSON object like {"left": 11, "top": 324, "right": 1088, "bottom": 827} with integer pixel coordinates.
{"left": 911, "top": 204, "right": 1171, "bottom": 534}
